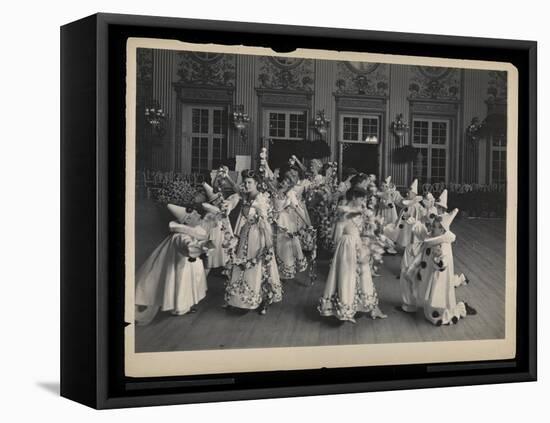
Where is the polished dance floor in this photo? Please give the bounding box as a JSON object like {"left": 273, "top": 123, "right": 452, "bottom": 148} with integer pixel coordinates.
{"left": 134, "top": 200, "right": 506, "bottom": 353}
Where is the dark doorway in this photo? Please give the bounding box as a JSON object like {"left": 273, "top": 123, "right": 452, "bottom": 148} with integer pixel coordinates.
{"left": 342, "top": 142, "right": 379, "bottom": 176}
{"left": 268, "top": 139, "right": 302, "bottom": 171}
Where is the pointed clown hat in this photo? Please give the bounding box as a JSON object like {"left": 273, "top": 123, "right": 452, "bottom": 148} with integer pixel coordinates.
{"left": 167, "top": 203, "right": 190, "bottom": 223}
{"left": 202, "top": 202, "right": 221, "bottom": 214}
{"left": 401, "top": 195, "right": 423, "bottom": 207}
{"left": 440, "top": 208, "right": 459, "bottom": 232}
{"left": 436, "top": 189, "right": 448, "bottom": 209}
{"left": 202, "top": 182, "right": 223, "bottom": 204}
{"left": 409, "top": 179, "right": 418, "bottom": 194}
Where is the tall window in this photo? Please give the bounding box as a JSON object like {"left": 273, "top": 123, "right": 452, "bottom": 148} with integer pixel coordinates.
{"left": 411, "top": 118, "right": 449, "bottom": 184}
{"left": 340, "top": 114, "right": 380, "bottom": 143}
{"left": 268, "top": 111, "right": 307, "bottom": 140}
{"left": 490, "top": 135, "right": 506, "bottom": 184}
{"left": 190, "top": 107, "right": 228, "bottom": 173}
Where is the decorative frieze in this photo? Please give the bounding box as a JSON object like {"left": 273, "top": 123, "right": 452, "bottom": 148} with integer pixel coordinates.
{"left": 335, "top": 95, "right": 387, "bottom": 111}
{"left": 409, "top": 99, "right": 459, "bottom": 115}
{"left": 173, "top": 83, "right": 234, "bottom": 104}
{"left": 258, "top": 57, "right": 314, "bottom": 91}
{"left": 176, "top": 52, "right": 236, "bottom": 87}
{"left": 257, "top": 89, "right": 312, "bottom": 108}
{"left": 408, "top": 66, "right": 461, "bottom": 100}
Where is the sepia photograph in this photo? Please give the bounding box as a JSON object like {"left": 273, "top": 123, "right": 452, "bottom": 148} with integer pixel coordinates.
{"left": 124, "top": 38, "right": 518, "bottom": 377}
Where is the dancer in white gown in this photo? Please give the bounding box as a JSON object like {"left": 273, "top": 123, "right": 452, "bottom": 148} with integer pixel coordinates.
{"left": 223, "top": 170, "right": 283, "bottom": 315}
{"left": 201, "top": 181, "right": 239, "bottom": 273}
{"left": 134, "top": 204, "right": 212, "bottom": 325}
{"left": 271, "top": 172, "right": 309, "bottom": 279}
{"left": 318, "top": 207, "right": 387, "bottom": 323}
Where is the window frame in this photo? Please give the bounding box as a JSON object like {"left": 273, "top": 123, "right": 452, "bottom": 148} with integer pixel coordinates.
{"left": 490, "top": 134, "right": 507, "bottom": 185}
{"left": 189, "top": 106, "right": 229, "bottom": 174}
{"left": 265, "top": 109, "right": 308, "bottom": 141}
{"left": 338, "top": 113, "right": 381, "bottom": 144}
{"left": 411, "top": 117, "right": 450, "bottom": 184}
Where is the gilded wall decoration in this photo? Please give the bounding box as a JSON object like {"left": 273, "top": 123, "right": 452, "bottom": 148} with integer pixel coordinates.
{"left": 335, "top": 61, "right": 389, "bottom": 96}
{"left": 486, "top": 71, "right": 507, "bottom": 103}
{"left": 408, "top": 66, "right": 461, "bottom": 100}
{"left": 176, "top": 52, "right": 236, "bottom": 87}
{"left": 137, "top": 48, "right": 153, "bottom": 83}
{"left": 257, "top": 56, "right": 314, "bottom": 91}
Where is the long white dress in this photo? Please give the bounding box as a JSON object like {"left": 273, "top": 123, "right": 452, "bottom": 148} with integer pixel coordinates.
{"left": 416, "top": 231, "right": 467, "bottom": 325}
{"left": 291, "top": 179, "right": 313, "bottom": 228}
{"left": 203, "top": 194, "right": 240, "bottom": 269}
{"left": 224, "top": 192, "right": 283, "bottom": 310}
{"left": 134, "top": 223, "right": 209, "bottom": 325}
{"left": 272, "top": 189, "right": 308, "bottom": 279}
{"left": 318, "top": 215, "right": 379, "bottom": 321}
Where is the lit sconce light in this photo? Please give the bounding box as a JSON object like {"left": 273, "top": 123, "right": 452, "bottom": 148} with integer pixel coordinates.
{"left": 390, "top": 113, "right": 409, "bottom": 143}
{"left": 364, "top": 135, "right": 378, "bottom": 144}
{"left": 232, "top": 104, "right": 250, "bottom": 143}
{"left": 144, "top": 100, "right": 167, "bottom": 138}
{"left": 313, "top": 110, "right": 331, "bottom": 136}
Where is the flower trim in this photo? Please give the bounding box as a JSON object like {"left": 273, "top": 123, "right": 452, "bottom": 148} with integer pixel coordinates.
{"left": 318, "top": 243, "right": 379, "bottom": 321}
{"left": 276, "top": 255, "right": 308, "bottom": 279}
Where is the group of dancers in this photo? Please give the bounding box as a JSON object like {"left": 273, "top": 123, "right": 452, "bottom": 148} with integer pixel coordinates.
{"left": 135, "top": 148, "right": 476, "bottom": 327}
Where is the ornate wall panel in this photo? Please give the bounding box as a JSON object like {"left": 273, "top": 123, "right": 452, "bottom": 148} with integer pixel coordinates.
{"left": 257, "top": 57, "right": 314, "bottom": 91}
{"left": 408, "top": 66, "right": 461, "bottom": 100}
{"left": 335, "top": 61, "right": 389, "bottom": 96}
{"left": 176, "top": 52, "right": 236, "bottom": 87}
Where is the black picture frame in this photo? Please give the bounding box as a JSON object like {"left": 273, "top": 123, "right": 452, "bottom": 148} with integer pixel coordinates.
{"left": 60, "top": 12, "right": 537, "bottom": 409}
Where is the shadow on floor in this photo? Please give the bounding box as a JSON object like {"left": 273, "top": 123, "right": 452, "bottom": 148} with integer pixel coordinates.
{"left": 36, "top": 381, "right": 60, "bottom": 396}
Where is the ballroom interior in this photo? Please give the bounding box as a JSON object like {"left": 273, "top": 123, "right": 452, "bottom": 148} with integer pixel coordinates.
{"left": 133, "top": 48, "right": 509, "bottom": 352}
{"left": 136, "top": 48, "right": 508, "bottom": 190}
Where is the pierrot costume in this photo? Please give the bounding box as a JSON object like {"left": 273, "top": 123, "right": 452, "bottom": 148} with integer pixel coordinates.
{"left": 393, "top": 180, "right": 424, "bottom": 249}
{"left": 415, "top": 209, "right": 467, "bottom": 325}
{"left": 134, "top": 204, "right": 212, "bottom": 325}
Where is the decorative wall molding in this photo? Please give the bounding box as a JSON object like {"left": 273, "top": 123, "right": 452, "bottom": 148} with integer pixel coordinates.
{"left": 256, "top": 88, "right": 312, "bottom": 108}
{"left": 173, "top": 83, "right": 234, "bottom": 104}
{"left": 486, "top": 70, "right": 507, "bottom": 105}
{"left": 335, "top": 62, "right": 389, "bottom": 96}
{"left": 176, "top": 52, "right": 236, "bottom": 87}
{"left": 409, "top": 98, "right": 459, "bottom": 115}
{"left": 258, "top": 57, "right": 314, "bottom": 91}
{"left": 137, "top": 48, "right": 153, "bottom": 83}
{"left": 334, "top": 94, "right": 387, "bottom": 111}
{"left": 408, "top": 66, "right": 461, "bottom": 101}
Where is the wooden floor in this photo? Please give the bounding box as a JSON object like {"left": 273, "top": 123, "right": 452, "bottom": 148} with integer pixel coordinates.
{"left": 134, "top": 200, "right": 506, "bottom": 353}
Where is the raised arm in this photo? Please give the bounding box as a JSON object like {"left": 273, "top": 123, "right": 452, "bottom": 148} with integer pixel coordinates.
{"left": 290, "top": 155, "right": 307, "bottom": 173}
{"left": 222, "top": 170, "right": 241, "bottom": 194}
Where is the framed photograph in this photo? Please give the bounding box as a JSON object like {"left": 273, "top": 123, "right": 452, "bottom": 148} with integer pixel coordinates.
{"left": 61, "top": 13, "right": 537, "bottom": 409}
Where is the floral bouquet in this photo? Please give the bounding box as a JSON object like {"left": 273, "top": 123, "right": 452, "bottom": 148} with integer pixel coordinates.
{"left": 156, "top": 180, "right": 199, "bottom": 206}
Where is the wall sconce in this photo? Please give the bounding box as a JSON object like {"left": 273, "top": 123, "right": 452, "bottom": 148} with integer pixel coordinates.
{"left": 144, "top": 100, "right": 167, "bottom": 138}
{"left": 313, "top": 109, "right": 331, "bottom": 136}
{"left": 466, "top": 117, "right": 483, "bottom": 142}
{"left": 390, "top": 113, "right": 409, "bottom": 143}
{"left": 232, "top": 104, "right": 250, "bottom": 143}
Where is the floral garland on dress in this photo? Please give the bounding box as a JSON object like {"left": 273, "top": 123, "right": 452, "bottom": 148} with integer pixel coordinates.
{"left": 318, "top": 222, "right": 378, "bottom": 321}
